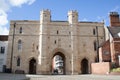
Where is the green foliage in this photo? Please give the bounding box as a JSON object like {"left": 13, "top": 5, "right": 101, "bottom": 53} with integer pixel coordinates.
{"left": 111, "top": 68, "right": 120, "bottom": 72}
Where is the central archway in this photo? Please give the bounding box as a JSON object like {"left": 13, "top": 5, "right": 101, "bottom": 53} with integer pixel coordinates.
{"left": 52, "top": 52, "right": 65, "bottom": 75}
{"left": 81, "top": 58, "right": 89, "bottom": 74}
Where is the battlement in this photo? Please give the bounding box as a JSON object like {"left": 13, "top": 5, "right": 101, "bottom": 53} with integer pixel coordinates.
{"left": 40, "top": 9, "right": 51, "bottom": 15}
{"left": 40, "top": 9, "right": 51, "bottom": 23}
{"left": 68, "top": 10, "right": 78, "bottom": 14}
{"left": 68, "top": 10, "right": 78, "bottom": 24}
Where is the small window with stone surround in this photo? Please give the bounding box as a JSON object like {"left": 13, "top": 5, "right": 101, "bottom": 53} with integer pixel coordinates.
{"left": 57, "top": 30, "right": 59, "bottom": 34}
{"left": 69, "top": 31, "right": 71, "bottom": 35}
{"left": 93, "top": 28, "right": 96, "bottom": 35}
{"left": 36, "top": 45, "right": 39, "bottom": 50}
{"left": 17, "top": 57, "right": 20, "bottom": 66}
{"left": 55, "top": 40, "right": 56, "bottom": 44}
{"left": 19, "top": 27, "right": 22, "bottom": 34}
{"left": 94, "top": 41, "right": 97, "bottom": 51}
{"left": 32, "top": 43, "right": 35, "bottom": 52}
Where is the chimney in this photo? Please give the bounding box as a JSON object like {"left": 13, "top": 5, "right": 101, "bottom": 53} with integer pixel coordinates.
{"left": 109, "top": 12, "right": 120, "bottom": 27}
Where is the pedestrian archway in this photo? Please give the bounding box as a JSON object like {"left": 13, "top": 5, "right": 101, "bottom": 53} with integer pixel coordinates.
{"left": 29, "top": 58, "right": 36, "bottom": 74}
{"left": 52, "top": 52, "right": 65, "bottom": 75}
{"left": 81, "top": 58, "right": 89, "bottom": 74}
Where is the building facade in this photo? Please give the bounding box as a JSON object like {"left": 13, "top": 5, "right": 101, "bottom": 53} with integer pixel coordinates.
{"left": 6, "top": 10, "right": 105, "bottom": 74}
{"left": 99, "top": 40, "right": 111, "bottom": 62}
{"left": 0, "top": 35, "right": 8, "bottom": 72}
{"left": 99, "top": 12, "right": 120, "bottom": 67}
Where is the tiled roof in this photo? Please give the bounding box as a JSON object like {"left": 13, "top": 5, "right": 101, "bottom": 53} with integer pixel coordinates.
{"left": 0, "top": 35, "right": 8, "bottom": 41}
{"left": 108, "top": 27, "right": 120, "bottom": 38}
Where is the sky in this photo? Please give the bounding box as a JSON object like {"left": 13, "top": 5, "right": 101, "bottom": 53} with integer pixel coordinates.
{"left": 0, "top": 0, "right": 120, "bottom": 35}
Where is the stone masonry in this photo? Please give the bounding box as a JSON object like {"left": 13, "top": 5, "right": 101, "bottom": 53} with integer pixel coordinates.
{"left": 6, "top": 10, "right": 105, "bottom": 75}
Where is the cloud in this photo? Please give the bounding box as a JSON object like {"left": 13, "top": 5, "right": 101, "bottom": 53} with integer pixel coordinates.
{"left": 110, "top": 6, "right": 119, "bottom": 12}
{"left": 94, "top": 6, "right": 120, "bottom": 26}
{"left": 0, "top": 26, "right": 9, "bottom": 35}
{"left": 0, "top": 0, "right": 10, "bottom": 12}
{"left": 28, "top": 0, "right": 36, "bottom": 5}
{"left": 9, "top": 0, "right": 36, "bottom": 7}
{"left": 0, "top": 9, "right": 9, "bottom": 35}
{"left": 96, "top": 16, "right": 105, "bottom": 21}
{"left": 0, "top": 10, "right": 8, "bottom": 26}
{"left": 0, "top": 0, "right": 36, "bottom": 35}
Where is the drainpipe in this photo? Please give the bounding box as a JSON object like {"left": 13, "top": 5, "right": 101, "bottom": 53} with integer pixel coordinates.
{"left": 10, "top": 22, "right": 16, "bottom": 72}
{"left": 96, "top": 26, "right": 99, "bottom": 62}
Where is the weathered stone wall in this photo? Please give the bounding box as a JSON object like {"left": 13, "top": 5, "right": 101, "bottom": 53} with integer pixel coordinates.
{"left": 6, "top": 21, "right": 40, "bottom": 73}
{"left": 6, "top": 10, "right": 105, "bottom": 74}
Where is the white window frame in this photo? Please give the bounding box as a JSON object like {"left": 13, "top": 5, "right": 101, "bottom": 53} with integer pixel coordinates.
{"left": 118, "top": 55, "right": 120, "bottom": 66}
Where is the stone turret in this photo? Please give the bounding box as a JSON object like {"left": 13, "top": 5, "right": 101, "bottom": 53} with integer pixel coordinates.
{"left": 40, "top": 9, "right": 51, "bottom": 24}
{"left": 68, "top": 10, "right": 78, "bottom": 24}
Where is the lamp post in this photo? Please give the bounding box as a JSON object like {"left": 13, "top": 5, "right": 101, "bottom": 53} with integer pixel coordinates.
{"left": 10, "top": 22, "right": 16, "bottom": 72}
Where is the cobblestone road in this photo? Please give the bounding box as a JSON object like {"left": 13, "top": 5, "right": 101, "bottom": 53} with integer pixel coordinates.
{"left": 0, "top": 73, "right": 120, "bottom": 80}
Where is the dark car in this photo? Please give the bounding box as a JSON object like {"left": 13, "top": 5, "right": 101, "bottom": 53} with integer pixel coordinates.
{"left": 53, "top": 69, "right": 58, "bottom": 75}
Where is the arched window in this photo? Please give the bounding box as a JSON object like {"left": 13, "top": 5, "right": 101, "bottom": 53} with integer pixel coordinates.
{"left": 17, "top": 57, "right": 20, "bottom": 66}
{"left": 19, "top": 27, "right": 22, "bottom": 34}
{"left": 18, "top": 40, "right": 22, "bottom": 51}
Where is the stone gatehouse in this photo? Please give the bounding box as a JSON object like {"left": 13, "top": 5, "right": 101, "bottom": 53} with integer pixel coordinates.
{"left": 6, "top": 10, "right": 105, "bottom": 75}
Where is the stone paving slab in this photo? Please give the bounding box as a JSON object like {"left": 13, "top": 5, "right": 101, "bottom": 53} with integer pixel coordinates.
{"left": 27, "top": 75, "right": 120, "bottom": 80}
{"left": 0, "top": 73, "right": 120, "bottom": 80}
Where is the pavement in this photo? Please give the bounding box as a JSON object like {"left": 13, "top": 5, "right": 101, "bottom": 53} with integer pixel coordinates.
{"left": 0, "top": 73, "right": 29, "bottom": 80}
{"left": 0, "top": 73, "right": 120, "bottom": 80}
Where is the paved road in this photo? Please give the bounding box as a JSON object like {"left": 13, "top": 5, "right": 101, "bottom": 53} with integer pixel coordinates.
{"left": 0, "top": 73, "right": 29, "bottom": 80}
{"left": 0, "top": 73, "right": 120, "bottom": 80}
{"left": 27, "top": 75, "right": 120, "bottom": 80}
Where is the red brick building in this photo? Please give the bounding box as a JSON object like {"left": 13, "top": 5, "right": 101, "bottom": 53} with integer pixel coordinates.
{"left": 99, "top": 40, "right": 111, "bottom": 62}
{"left": 99, "top": 12, "right": 120, "bottom": 67}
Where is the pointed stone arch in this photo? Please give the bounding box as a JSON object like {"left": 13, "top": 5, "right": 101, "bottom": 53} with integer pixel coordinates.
{"left": 52, "top": 52, "right": 66, "bottom": 75}
{"left": 81, "top": 58, "right": 89, "bottom": 74}
{"left": 50, "top": 48, "right": 68, "bottom": 75}
{"left": 29, "top": 58, "right": 37, "bottom": 74}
